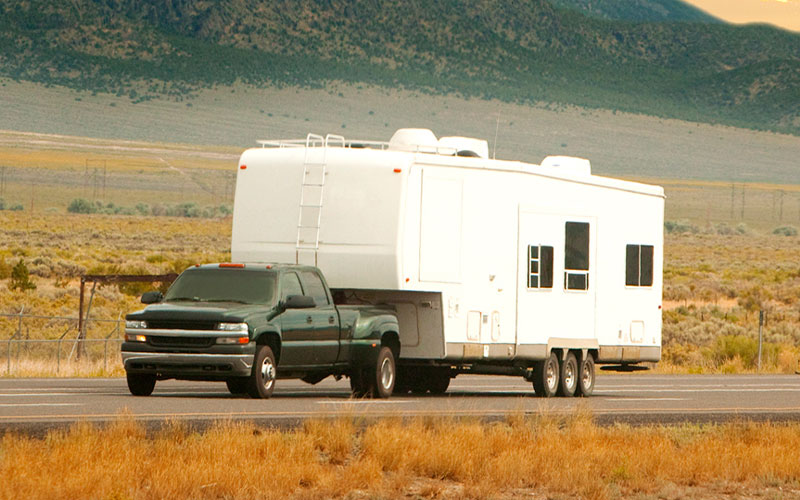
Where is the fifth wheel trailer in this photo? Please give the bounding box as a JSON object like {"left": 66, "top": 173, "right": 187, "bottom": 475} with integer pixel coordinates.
{"left": 231, "top": 128, "right": 664, "bottom": 397}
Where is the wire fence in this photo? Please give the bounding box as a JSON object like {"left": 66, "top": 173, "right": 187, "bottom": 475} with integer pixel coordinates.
{"left": 1, "top": 309, "right": 124, "bottom": 375}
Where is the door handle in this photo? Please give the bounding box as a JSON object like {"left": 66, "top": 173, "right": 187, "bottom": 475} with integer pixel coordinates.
{"left": 306, "top": 316, "right": 313, "bottom": 324}
{"left": 328, "top": 316, "right": 335, "bottom": 324}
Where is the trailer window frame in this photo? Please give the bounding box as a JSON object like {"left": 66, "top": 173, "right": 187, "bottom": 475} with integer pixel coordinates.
{"left": 625, "top": 244, "right": 654, "bottom": 287}
{"left": 564, "top": 221, "right": 590, "bottom": 291}
{"left": 527, "top": 244, "right": 554, "bottom": 290}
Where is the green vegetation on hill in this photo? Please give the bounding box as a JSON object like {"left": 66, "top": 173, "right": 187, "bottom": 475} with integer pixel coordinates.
{"left": 550, "top": 0, "right": 721, "bottom": 23}
{"left": 0, "top": 0, "right": 798, "bottom": 134}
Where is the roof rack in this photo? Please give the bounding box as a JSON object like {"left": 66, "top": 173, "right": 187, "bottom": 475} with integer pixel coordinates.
{"left": 257, "top": 133, "right": 389, "bottom": 150}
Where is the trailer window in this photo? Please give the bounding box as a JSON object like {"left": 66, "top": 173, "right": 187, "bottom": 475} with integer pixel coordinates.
{"left": 527, "top": 245, "right": 553, "bottom": 289}
{"left": 625, "top": 244, "right": 654, "bottom": 287}
{"left": 564, "top": 222, "right": 590, "bottom": 290}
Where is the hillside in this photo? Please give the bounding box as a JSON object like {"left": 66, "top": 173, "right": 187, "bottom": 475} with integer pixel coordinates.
{"left": 0, "top": 0, "right": 798, "bottom": 134}
{"left": 549, "top": 0, "right": 720, "bottom": 23}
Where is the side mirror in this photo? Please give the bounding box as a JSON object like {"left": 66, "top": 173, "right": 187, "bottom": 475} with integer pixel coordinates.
{"left": 284, "top": 295, "right": 316, "bottom": 309}
{"left": 141, "top": 291, "right": 163, "bottom": 304}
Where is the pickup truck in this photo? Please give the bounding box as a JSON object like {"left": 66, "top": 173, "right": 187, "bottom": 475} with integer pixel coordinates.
{"left": 121, "top": 263, "right": 400, "bottom": 398}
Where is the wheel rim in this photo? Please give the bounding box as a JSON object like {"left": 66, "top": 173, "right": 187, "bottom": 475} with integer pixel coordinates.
{"left": 545, "top": 359, "right": 557, "bottom": 391}
{"left": 260, "top": 357, "right": 275, "bottom": 390}
{"left": 564, "top": 361, "right": 576, "bottom": 390}
{"left": 380, "top": 357, "right": 394, "bottom": 390}
{"left": 581, "top": 361, "right": 593, "bottom": 390}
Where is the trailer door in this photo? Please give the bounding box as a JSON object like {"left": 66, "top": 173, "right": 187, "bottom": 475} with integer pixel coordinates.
{"left": 516, "top": 210, "right": 597, "bottom": 349}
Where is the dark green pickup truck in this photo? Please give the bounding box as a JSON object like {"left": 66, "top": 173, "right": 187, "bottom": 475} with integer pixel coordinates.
{"left": 121, "top": 263, "right": 400, "bottom": 398}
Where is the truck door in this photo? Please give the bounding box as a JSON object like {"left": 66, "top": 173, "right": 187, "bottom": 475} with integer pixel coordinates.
{"left": 278, "top": 271, "right": 316, "bottom": 368}
{"left": 299, "top": 270, "right": 340, "bottom": 365}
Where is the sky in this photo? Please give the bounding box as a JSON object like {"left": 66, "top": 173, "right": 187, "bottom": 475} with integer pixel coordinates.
{"left": 683, "top": 0, "right": 800, "bottom": 32}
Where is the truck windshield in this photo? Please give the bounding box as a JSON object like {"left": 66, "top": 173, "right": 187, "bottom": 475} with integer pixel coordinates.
{"left": 164, "top": 269, "right": 277, "bottom": 305}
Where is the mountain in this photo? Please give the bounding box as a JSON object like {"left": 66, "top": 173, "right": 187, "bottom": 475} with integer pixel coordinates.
{"left": 549, "top": 0, "right": 721, "bottom": 23}
{"left": 0, "top": 0, "right": 798, "bottom": 135}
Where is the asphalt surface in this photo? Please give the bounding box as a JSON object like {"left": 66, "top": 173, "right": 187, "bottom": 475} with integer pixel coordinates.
{"left": 2, "top": 374, "right": 800, "bottom": 435}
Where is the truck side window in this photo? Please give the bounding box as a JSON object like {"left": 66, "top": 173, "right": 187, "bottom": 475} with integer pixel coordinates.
{"left": 564, "top": 222, "right": 590, "bottom": 290}
{"left": 281, "top": 272, "right": 304, "bottom": 299}
{"left": 299, "top": 271, "right": 330, "bottom": 305}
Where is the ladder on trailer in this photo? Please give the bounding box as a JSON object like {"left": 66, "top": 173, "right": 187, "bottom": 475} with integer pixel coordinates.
{"left": 295, "top": 134, "right": 344, "bottom": 265}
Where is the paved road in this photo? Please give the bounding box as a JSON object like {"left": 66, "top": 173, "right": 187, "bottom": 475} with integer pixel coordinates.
{"left": 2, "top": 374, "right": 799, "bottom": 434}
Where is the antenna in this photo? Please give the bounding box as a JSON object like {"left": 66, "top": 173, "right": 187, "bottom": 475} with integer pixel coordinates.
{"left": 492, "top": 116, "right": 500, "bottom": 160}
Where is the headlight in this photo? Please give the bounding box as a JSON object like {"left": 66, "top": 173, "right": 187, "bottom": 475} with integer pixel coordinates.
{"left": 125, "top": 320, "right": 147, "bottom": 329}
{"left": 216, "top": 336, "right": 250, "bottom": 345}
{"left": 216, "top": 322, "right": 248, "bottom": 332}
{"left": 125, "top": 334, "right": 147, "bottom": 342}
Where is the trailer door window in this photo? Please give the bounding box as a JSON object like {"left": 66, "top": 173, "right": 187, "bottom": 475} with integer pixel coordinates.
{"left": 564, "top": 222, "right": 590, "bottom": 291}
{"left": 625, "top": 244, "right": 654, "bottom": 287}
{"left": 527, "top": 244, "right": 553, "bottom": 289}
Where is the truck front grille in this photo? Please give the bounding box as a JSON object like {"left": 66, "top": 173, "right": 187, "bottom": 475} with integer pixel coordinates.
{"left": 146, "top": 320, "right": 218, "bottom": 331}
{"left": 147, "top": 336, "right": 215, "bottom": 348}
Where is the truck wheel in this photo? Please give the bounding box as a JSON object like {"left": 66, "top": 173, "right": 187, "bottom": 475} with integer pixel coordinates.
{"left": 127, "top": 372, "right": 156, "bottom": 396}
{"left": 557, "top": 351, "right": 578, "bottom": 397}
{"left": 349, "top": 370, "right": 368, "bottom": 397}
{"left": 247, "top": 345, "right": 276, "bottom": 399}
{"left": 532, "top": 352, "right": 559, "bottom": 398}
{"left": 576, "top": 354, "right": 596, "bottom": 397}
{"left": 367, "top": 346, "right": 396, "bottom": 398}
{"left": 226, "top": 377, "right": 249, "bottom": 395}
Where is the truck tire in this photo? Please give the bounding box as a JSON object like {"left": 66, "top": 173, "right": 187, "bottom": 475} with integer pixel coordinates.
{"left": 576, "top": 353, "right": 595, "bottom": 397}
{"left": 247, "top": 345, "right": 276, "bottom": 399}
{"left": 226, "top": 377, "right": 249, "bottom": 395}
{"left": 367, "top": 346, "right": 396, "bottom": 399}
{"left": 532, "top": 352, "right": 559, "bottom": 398}
{"left": 557, "top": 351, "right": 578, "bottom": 397}
{"left": 127, "top": 372, "right": 156, "bottom": 396}
{"left": 349, "top": 370, "right": 368, "bottom": 397}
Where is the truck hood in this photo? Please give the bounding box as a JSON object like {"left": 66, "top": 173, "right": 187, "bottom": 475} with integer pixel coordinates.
{"left": 126, "top": 301, "right": 276, "bottom": 323}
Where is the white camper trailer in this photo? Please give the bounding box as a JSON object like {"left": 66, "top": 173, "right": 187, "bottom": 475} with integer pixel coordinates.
{"left": 232, "top": 129, "right": 664, "bottom": 397}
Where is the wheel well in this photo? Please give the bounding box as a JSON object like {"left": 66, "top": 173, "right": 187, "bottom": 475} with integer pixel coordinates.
{"left": 381, "top": 331, "right": 400, "bottom": 359}
{"left": 258, "top": 333, "right": 281, "bottom": 364}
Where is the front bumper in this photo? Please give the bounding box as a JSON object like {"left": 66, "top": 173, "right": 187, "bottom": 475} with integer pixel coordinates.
{"left": 122, "top": 351, "right": 254, "bottom": 378}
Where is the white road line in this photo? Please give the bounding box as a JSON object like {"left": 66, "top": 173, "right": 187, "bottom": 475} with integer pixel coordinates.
{"left": 603, "top": 398, "right": 686, "bottom": 402}
{"left": 316, "top": 400, "right": 409, "bottom": 405}
{"left": 0, "top": 392, "right": 124, "bottom": 397}
{"left": 0, "top": 403, "right": 82, "bottom": 408}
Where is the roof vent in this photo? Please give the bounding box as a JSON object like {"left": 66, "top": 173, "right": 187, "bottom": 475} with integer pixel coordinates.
{"left": 388, "top": 128, "right": 439, "bottom": 153}
{"left": 540, "top": 156, "right": 591, "bottom": 176}
{"left": 438, "top": 136, "right": 489, "bottom": 159}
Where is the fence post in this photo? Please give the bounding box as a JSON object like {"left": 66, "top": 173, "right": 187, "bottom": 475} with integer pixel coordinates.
{"left": 7, "top": 306, "right": 24, "bottom": 375}
{"left": 757, "top": 310, "right": 764, "bottom": 372}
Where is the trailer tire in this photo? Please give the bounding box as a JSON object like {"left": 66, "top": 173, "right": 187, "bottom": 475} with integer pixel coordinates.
{"left": 557, "top": 351, "right": 578, "bottom": 397}
{"left": 366, "top": 346, "right": 395, "bottom": 399}
{"left": 393, "top": 368, "right": 412, "bottom": 395}
{"left": 246, "top": 345, "right": 276, "bottom": 399}
{"left": 532, "top": 352, "right": 559, "bottom": 398}
{"left": 576, "top": 353, "right": 596, "bottom": 397}
{"left": 127, "top": 372, "right": 156, "bottom": 396}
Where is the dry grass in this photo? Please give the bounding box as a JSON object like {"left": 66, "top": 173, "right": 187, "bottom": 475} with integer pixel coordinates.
{"left": 2, "top": 414, "right": 800, "bottom": 499}
{"left": 0, "top": 357, "right": 124, "bottom": 378}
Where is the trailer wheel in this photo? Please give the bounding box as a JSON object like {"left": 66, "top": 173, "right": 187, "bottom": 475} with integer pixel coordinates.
{"left": 532, "top": 352, "right": 559, "bottom": 398}
{"left": 366, "top": 346, "right": 395, "bottom": 398}
{"left": 557, "top": 351, "right": 578, "bottom": 397}
{"left": 246, "top": 345, "right": 276, "bottom": 399}
{"left": 126, "top": 372, "right": 156, "bottom": 396}
{"left": 226, "top": 377, "right": 249, "bottom": 395}
{"left": 393, "top": 368, "right": 412, "bottom": 395}
{"left": 576, "top": 354, "right": 595, "bottom": 397}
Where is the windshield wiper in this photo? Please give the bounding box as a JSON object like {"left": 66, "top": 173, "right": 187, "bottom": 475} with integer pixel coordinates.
{"left": 167, "top": 297, "right": 200, "bottom": 302}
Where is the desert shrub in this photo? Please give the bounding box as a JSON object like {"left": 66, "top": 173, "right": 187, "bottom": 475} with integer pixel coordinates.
{"left": 67, "top": 198, "right": 96, "bottom": 214}
{"left": 0, "top": 198, "right": 4, "bottom": 210}
{"left": 705, "top": 334, "right": 781, "bottom": 369}
{"left": 168, "top": 202, "right": 201, "bottom": 218}
{"left": 664, "top": 220, "right": 699, "bottom": 234}
{"left": 773, "top": 226, "right": 798, "bottom": 237}
{"left": 0, "top": 256, "right": 11, "bottom": 279}
{"left": 9, "top": 204, "right": 23, "bottom": 211}
{"left": 9, "top": 259, "right": 36, "bottom": 291}
{"left": 134, "top": 203, "right": 150, "bottom": 216}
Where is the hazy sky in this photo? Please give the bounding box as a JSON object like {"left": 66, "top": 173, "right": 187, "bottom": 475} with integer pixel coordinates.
{"left": 683, "top": 0, "right": 800, "bottom": 32}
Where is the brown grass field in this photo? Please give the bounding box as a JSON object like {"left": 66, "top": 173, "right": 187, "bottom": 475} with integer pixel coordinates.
{"left": 2, "top": 414, "right": 800, "bottom": 500}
